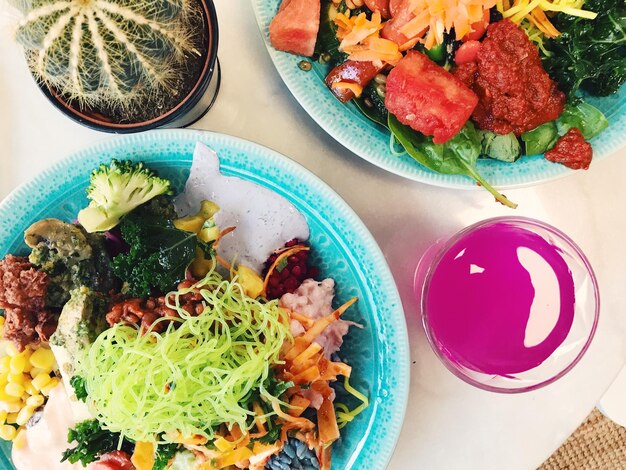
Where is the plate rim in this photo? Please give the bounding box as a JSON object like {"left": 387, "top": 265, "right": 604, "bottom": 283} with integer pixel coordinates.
{"left": 0, "top": 128, "right": 410, "bottom": 470}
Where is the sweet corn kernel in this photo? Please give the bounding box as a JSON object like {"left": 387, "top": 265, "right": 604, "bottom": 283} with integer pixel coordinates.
{"left": 0, "top": 316, "right": 5, "bottom": 329}
{"left": 31, "top": 373, "right": 51, "bottom": 391}
{"left": 24, "top": 382, "right": 37, "bottom": 396}
{"left": 16, "top": 406, "right": 34, "bottom": 426}
{"left": 0, "top": 410, "right": 7, "bottom": 423}
{"left": 40, "top": 377, "right": 59, "bottom": 396}
{"left": 22, "top": 361, "right": 33, "bottom": 374}
{"left": 6, "top": 413, "right": 18, "bottom": 425}
{"left": 13, "top": 428, "right": 26, "bottom": 449}
{"left": 9, "top": 355, "right": 26, "bottom": 375}
{"left": 29, "top": 348, "right": 55, "bottom": 371}
{"left": 0, "top": 401, "right": 21, "bottom": 413}
{"left": 30, "top": 367, "right": 44, "bottom": 379}
{"left": 0, "top": 357, "right": 10, "bottom": 374}
{"left": 5, "top": 344, "right": 18, "bottom": 358}
{"left": 0, "top": 391, "right": 20, "bottom": 404}
{"left": 26, "top": 395, "right": 44, "bottom": 408}
{"left": 0, "top": 374, "right": 8, "bottom": 388}
{"left": 0, "top": 424, "right": 16, "bottom": 440}
{"left": 8, "top": 373, "right": 25, "bottom": 385}
{"left": 5, "top": 383, "right": 24, "bottom": 398}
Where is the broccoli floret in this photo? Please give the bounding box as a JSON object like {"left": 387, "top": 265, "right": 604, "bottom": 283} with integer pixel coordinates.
{"left": 77, "top": 160, "right": 173, "bottom": 233}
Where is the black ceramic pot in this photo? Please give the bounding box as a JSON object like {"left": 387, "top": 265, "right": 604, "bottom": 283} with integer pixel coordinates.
{"left": 35, "top": 0, "right": 220, "bottom": 133}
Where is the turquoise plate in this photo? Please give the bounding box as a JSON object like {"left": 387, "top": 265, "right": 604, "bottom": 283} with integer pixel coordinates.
{"left": 251, "top": 1, "right": 626, "bottom": 188}
{"left": 0, "top": 130, "right": 409, "bottom": 469}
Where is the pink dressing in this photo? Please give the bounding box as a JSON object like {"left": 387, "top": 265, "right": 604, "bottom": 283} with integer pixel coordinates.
{"left": 425, "top": 222, "right": 576, "bottom": 375}
{"left": 12, "top": 384, "right": 84, "bottom": 470}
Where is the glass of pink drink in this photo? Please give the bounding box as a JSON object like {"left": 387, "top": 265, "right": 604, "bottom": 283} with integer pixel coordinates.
{"left": 415, "top": 217, "right": 599, "bottom": 393}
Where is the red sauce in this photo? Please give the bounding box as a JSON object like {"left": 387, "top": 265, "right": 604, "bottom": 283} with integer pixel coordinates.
{"left": 454, "top": 20, "right": 565, "bottom": 135}
{"left": 544, "top": 128, "right": 593, "bottom": 170}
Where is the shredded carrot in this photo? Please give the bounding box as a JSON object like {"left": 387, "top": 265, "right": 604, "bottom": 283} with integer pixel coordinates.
{"left": 293, "top": 342, "right": 323, "bottom": 366}
{"left": 271, "top": 400, "right": 316, "bottom": 430}
{"left": 319, "top": 443, "right": 333, "bottom": 470}
{"left": 331, "top": 81, "right": 364, "bottom": 97}
{"left": 212, "top": 226, "right": 236, "bottom": 250}
{"left": 288, "top": 395, "right": 311, "bottom": 417}
{"left": 343, "top": 37, "right": 403, "bottom": 67}
{"left": 317, "top": 399, "right": 340, "bottom": 445}
{"left": 335, "top": 11, "right": 383, "bottom": 48}
{"left": 284, "top": 297, "right": 357, "bottom": 361}
{"left": 289, "top": 310, "right": 315, "bottom": 328}
{"left": 398, "top": 0, "right": 497, "bottom": 48}
{"left": 498, "top": 0, "right": 597, "bottom": 38}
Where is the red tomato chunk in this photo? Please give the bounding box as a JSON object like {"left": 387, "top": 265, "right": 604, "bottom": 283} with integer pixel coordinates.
{"left": 269, "top": 0, "right": 320, "bottom": 57}
{"left": 544, "top": 128, "right": 593, "bottom": 170}
{"left": 453, "top": 19, "right": 565, "bottom": 136}
{"left": 385, "top": 50, "right": 478, "bottom": 144}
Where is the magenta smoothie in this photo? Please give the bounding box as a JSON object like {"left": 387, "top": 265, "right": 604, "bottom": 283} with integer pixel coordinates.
{"left": 425, "top": 221, "right": 576, "bottom": 376}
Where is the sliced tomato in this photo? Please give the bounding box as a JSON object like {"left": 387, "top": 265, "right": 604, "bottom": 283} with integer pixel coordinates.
{"left": 88, "top": 451, "right": 134, "bottom": 470}
{"left": 385, "top": 51, "right": 478, "bottom": 144}
{"left": 364, "top": 0, "right": 391, "bottom": 18}
{"left": 269, "top": 0, "right": 321, "bottom": 57}
{"left": 464, "top": 9, "right": 490, "bottom": 41}
{"left": 455, "top": 40, "right": 482, "bottom": 65}
{"left": 325, "top": 60, "right": 383, "bottom": 103}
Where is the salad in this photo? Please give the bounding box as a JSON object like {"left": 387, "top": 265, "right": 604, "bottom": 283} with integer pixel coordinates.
{"left": 0, "top": 144, "right": 368, "bottom": 470}
{"left": 268, "top": 0, "right": 626, "bottom": 207}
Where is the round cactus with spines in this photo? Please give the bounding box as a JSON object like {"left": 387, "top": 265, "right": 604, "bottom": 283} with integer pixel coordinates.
{"left": 10, "top": 0, "right": 202, "bottom": 109}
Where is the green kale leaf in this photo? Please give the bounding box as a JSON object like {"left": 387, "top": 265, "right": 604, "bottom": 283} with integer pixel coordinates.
{"left": 112, "top": 214, "right": 212, "bottom": 297}
{"left": 153, "top": 443, "right": 179, "bottom": 470}
{"left": 544, "top": 0, "right": 626, "bottom": 96}
{"left": 61, "top": 419, "right": 133, "bottom": 466}
{"left": 70, "top": 375, "right": 88, "bottom": 402}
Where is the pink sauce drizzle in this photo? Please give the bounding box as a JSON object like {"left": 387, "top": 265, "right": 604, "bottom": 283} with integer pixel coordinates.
{"left": 426, "top": 222, "right": 576, "bottom": 375}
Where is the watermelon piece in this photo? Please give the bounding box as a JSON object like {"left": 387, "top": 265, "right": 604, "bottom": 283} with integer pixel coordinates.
{"left": 385, "top": 51, "right": 478, "bottom": 144}
{"left": 269, "top": 0, "right": 321, "bottom": 57}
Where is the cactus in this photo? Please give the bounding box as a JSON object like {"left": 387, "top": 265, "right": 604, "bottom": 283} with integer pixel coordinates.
{"left": 11, "top": 0, "right": 203, "bottom": 110}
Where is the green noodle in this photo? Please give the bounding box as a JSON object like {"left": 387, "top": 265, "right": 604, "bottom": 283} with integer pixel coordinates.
{"left": 79, "top": 264, "right": 292, "bottom": 443}
{"left": 335, "top": 376, "right": 370, "bottom": 430}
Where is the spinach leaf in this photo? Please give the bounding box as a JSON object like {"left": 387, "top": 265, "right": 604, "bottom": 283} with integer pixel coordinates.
{"left": 521, "top": 122, "right": 559, "bottom": 155}
{"left": 480, "top": 131, "right": 522, "bottom": 162}
{"left": 61, "top": 419, "right": 134, "bottom": 466}
{"left": 544, "top": 0, "right": 626, "bottom": 96}
{"left": 556, "top": 100, "right": 609, "bottom": 139}
{"left": 112, "top": 214, "right": 211, "bottom": 297}
{"left": 388, "top": 115, "right": 517, "bottom": 208}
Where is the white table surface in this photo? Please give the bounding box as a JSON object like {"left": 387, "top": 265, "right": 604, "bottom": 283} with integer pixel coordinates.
{"left": 2, "top": 1, "right": 626, "bottom": 469}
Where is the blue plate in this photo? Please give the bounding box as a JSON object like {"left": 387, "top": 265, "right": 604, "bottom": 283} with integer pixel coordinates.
{"left": 0, "top": 130, "right": 409, "bottom": 470}
{"left": 251, "top": 1, "right": 626, "bottom": 188}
